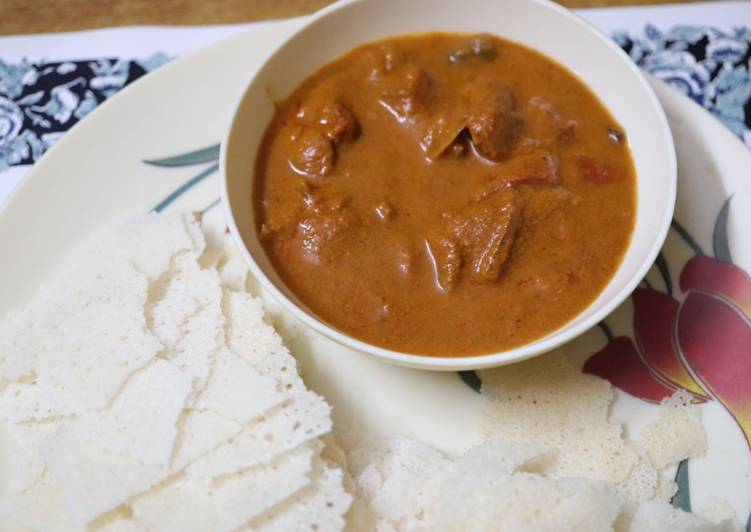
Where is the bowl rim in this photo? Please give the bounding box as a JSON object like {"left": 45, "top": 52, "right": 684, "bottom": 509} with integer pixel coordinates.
{"left": 220, "top": 0, "right": 677, "bottom": 371}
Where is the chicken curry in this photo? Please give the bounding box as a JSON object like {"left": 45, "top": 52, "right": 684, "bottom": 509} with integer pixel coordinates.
{"left": 253, "top": 33, "right": 636, "bottom": 356}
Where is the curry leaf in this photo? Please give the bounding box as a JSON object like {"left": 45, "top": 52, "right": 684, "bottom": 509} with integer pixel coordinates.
{"left": 671, "top": 459, "right": 691, "bottom": 512}
{"left": 713, "top": 196, "right": 733, "bottom": 263}
{"left": 144, "top": 143, "right": 220, "bottom": 167}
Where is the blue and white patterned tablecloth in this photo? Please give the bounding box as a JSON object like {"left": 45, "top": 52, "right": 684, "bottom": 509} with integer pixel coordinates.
{"left": 0, "top": 1, "right": 749, "bottom": 204}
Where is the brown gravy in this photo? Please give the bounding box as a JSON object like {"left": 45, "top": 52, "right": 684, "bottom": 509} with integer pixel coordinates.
{"left": 253, "top": 33, "right": 636, "bottom": 356}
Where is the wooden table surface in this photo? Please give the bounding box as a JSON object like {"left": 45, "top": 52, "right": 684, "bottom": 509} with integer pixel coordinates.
{"left": 1, "top": 0, "right": 709, "bottom": 36}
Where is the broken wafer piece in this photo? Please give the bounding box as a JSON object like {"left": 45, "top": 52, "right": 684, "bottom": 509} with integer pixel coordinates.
{"left": 39, "top": 359, "right": 191, "bottom": 525}
{"left": 480, "top": 352, "right": 639, "bottom": 485}
{"left": 432, "top": 472, "right": 623, "bottom": 531}
{"left": 0, "top": 254, "right": 161, "bottom": 421}
{"left": 63, "top": 359, "right": 192, "bottom": 468}
{"left": 224, "top": 290, "right": 306, "bottom": 393}
{"left": 165, "top": 304, "right": 223, "bottom": 404}
{"left": 614, "top": 450, "right": 659, "bottom": 504}
{"left": 0, "top": 213, "right": 351, "bottom": 532}
{"left": 0, "top": 213, "right": 204, "bottom": 422}
{"left": 248, "top": 463, "right": 352, "bottom": 532}
{"left": 132, "top": 443, "right": 317, "bottom": 532}
{"left": 170, "top": 409, "right": 243, "bottom": 472}
{"left": 188, "top": 390, "right": 332, "bottom": 480}
{"left": 97, "top": 213, "right": 205, "bottom": 282}
{"left": 1, "top": 473, "right": 78, "bottom": 532}
{"left": 192, "top": 347, "right": 286, "bottom": 425}
{"left": 2, "top": 420, "right": 62, "bottom": 496}
{"left": 217, "top": 253, "right": 249, "bottom": 292}
{"left": 147, "top": 251, "right": 223, "bottom": 352}
{"left": 635, "top": 389, "right": 707, "bottom": 470}
{"left": 624, "top": 499, "right": 734, "bottom": 532}
{"left": 41, "top": 433, "right": 169, "bottom": 528}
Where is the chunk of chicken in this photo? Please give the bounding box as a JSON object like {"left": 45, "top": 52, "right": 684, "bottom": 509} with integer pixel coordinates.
{"left": 465, "top": 78, "right": 523, "bottom": 162}
{"left": 318, "top": 102, "right": 359, "bottom": 144}
{"left": 521, "top": 185, "right": 582, "bottom": 226}
{"left": 420, "top": 79, "right": 523, "bottom": 162}
{"left": 448, "top": 35, "right": 498, "bottom": 63}
{"left": 420, "top": 112, "right": 467, "bottom": 161}
{"left": 378, "top": 64, "right": 433, "bottom": 122}
{"left": 426, "top": 190, "right": 521, "bottom": 291}
{"left": 523, "top": 97, "right": 579, "bottom": 147}
{"left": 446, "top": 190, "right": 522, "bottom": 283}
{"left": 292, "top": 195, "right": 358, "bottom": 265}
{"left": 288, "top": 127, "right": 335, "bottom": 184}
{"left": 474, "top": 151, "right": 560, "bottom": 200}
{"left": 297, "top": 100, "right": 359, "bottom": 145}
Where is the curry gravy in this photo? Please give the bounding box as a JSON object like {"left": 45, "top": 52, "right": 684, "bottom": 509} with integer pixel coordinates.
{"left": 253, "top": 33, "right": 636, "bottom": 356}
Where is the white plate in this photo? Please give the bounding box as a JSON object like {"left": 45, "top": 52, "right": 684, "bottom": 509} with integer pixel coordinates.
{"left": 1, "top": 18, "right": 749, "bottom": 525}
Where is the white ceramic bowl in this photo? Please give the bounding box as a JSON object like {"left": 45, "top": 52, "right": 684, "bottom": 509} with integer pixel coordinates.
{"left": 221, "top": 0, "right": 676, "bottom": 371}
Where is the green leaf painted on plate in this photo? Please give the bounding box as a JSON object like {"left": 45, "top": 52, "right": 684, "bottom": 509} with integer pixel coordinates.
{"left": 671, "top": 219, "right": 705, "bottom": 257}
{"left": 598, "top": 321, "right": 614, "bottom": 342}
{"left": 201, "top": 197, "right": 222, "bottom": 215}
{"left": 655, "top": 252, "right": 673, "bottom": 296}
{"left": 144, "top": 143, "right": 220, "bottom": 167}
{"left": 458, "top": 371, "right": 481, "bottom": 393}
{"left": 713, "top": 196, "right": 733, "bottom": 263}
{"left": 151, "top": 163, "right": 219, "bottom": 213}
{"left": 671, "top": 459, "right": 691, "bottom": 512}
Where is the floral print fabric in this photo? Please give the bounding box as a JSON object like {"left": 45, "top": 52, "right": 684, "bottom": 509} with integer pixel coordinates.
{"left": 0, "top": 23, "right": 749, "bottom": 170}
{"left": 0, "top": 54, "right": 168, "bottom": 170}
{"left": 615, "top": 24, "right": 751, "bottom": 147}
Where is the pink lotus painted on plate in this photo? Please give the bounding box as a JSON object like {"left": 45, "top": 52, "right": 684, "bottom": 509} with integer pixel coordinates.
{"left": 585, "top": 198, "right": 751, "bottom": 450}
